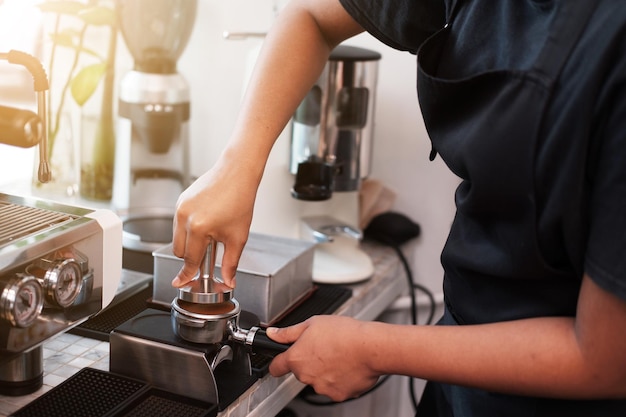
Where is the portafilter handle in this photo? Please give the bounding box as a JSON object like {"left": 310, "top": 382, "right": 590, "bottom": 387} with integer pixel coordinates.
{"left": 248, "top": 327, "right": 291, "bottom": 354}
{"left": 229, "top": 322, "right": 291, "bottom": 356}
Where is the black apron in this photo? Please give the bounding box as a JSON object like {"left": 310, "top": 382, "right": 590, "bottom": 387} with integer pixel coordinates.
{"left": 414, "top": 0, "right": 625, "bottom": 416}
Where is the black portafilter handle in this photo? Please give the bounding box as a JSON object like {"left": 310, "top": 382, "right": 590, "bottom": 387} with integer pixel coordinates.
{"left": 231, "top": 326, "right": 291, "bottom": 357}
{"left": 249, "top": 327, "right": 291, "bottom": 355}
{"left": 229, "top": 319, "right": 291, "bottom": 355}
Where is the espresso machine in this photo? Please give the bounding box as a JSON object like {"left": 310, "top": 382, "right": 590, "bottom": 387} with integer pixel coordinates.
{"left": 113, "top": 0, "right": 197, "bottom": 272}
{"left": 0, "top": 51, "right": 122, "bottom": 396}
{"left": 290, "top": 45, "right": 381, "bottom": 284}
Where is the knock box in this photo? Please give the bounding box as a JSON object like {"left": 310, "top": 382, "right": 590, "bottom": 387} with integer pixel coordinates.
{"left": 152, "top": 233, "right": 315, "bottom": 325}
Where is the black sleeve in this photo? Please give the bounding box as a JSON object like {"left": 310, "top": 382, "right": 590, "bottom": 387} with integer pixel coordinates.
{"left": 338, "top": 0, "right": 447, "bottom": 54}
{"left": 585, "top": 54, "right": 626, "bottom": 302}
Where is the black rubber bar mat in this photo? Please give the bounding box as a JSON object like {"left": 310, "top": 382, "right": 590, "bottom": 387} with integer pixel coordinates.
{"left": 71, "top": 284, "right": 352, "bottom": 343}
{"left": 10, "top": 368, "right": 217, "bottom": 417}
{"left": 110, "top": 387, "right": 216, "bottom": 417}
{"left": 69, "top": 284, "right": 154, "bottom": 341}
{"left": 275, "top": 284, "right": 352, "bottom": 328}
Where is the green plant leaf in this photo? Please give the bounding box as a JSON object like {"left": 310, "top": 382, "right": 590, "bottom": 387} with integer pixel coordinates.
{"left": 49, "top": 30, "right": 104, "bottom": 60}
{"left": 37, "top": 1, "right": 88, "bottom": 15}
{"left": 49, "top": 28, "right": 82, "bottom": 47}
{"left": 70, "top": 63, "right": 106, "bottom": 106}
{"left": 77, "top": 45, "right": 104, "bottom": 60}
{"left": 78, "top": 6, "right": 117, "bottom": 27}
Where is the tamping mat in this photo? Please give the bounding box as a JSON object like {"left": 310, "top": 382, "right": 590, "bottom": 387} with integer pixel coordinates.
{"left": 71, "top": 284, "right": 352, "bottom": 343}
{"left": 274, "top": 284, "right": 352, "bottom": 327}
{"left": 10, "top": 368, "right": 217, "bottom": 417}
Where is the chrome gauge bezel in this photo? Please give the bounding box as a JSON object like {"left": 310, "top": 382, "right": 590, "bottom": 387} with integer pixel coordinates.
{"left": 1, "top": 274, "right": 44, "bottom": 328}
{"left": 43, "top": 258, "right": 83, "bottom": 308}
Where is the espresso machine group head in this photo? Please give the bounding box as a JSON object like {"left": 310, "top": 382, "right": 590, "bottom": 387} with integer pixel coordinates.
{"left": 290, "top": 45, "right": 381, "bottom": 201}
{"left": 113, "top": 0, "right": 197, "bottom": 271}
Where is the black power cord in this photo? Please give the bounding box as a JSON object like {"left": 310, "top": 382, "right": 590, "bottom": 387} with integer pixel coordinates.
{"left": 364, "top": 212, "right": 436, "bottom": 413}
{"left": 298, "top": 375, "right": 392, "bottom": 406}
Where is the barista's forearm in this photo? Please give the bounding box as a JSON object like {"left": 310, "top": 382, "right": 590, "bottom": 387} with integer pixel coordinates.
{"left": 224, "top": 0, "right": 363, "bottom": 172}
{"left": 367, "top": 317, "right": 625, "bottom": 399}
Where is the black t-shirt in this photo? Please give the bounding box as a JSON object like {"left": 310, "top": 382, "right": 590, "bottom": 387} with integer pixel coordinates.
{"left": 339, "top": 0, "right": 626, "bottom": 321}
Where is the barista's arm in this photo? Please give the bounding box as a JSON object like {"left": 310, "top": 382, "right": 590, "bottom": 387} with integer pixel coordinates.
{"left": 172, "top": 0, "right": 364, "bottom": 288}
{"left": 268, "top": 274, "right": 626, "bottom": 401}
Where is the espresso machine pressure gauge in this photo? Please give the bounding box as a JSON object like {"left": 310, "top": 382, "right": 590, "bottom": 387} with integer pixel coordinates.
{"left": 42, "top": 259, "right": 83, "bottom": 308}
{"left": 29, "top": 258, "right": 84, "bottom": 308}
{"left": 0, "top": 275, "right": 44, "bottom": 328}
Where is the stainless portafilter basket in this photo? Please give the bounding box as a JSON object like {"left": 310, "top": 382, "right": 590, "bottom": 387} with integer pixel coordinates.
{"left": 172, "top": 240, "right": 289, "bottom": 353}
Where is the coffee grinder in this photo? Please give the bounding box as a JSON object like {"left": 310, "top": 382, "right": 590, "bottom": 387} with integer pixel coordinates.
{"left": 289, "top": 45, "right": 381, "bottom": 284}
{"left": 290, "top": 44, "right": 381, "bottom": 201}
{"left": 113, "top": 0, "right": 197, "bottom": 272}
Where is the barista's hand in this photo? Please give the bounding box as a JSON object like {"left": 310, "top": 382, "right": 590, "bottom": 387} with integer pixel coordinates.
{"left": 267, "top": 316, "right": 379, "bottom": 402}
{"left": 171, "top": 159, "right": 257, "bottom": 288}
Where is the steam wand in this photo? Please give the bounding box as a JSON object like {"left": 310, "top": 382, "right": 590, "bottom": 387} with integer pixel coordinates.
{"left": 0, "top": 50, "right": 51, "bottom": 183}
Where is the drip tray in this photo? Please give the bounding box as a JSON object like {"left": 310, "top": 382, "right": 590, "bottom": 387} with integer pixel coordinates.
{"left": 11, "top": 368, "right": 217, "bottom": 417}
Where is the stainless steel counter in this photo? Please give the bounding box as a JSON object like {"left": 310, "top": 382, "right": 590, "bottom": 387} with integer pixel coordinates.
{"left": 0, "top": 242, "right": 406, "bottom": 417}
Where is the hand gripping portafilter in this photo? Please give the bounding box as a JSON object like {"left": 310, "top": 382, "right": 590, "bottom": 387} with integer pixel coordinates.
{"left": 171, "top": 240, "right": 289, "bottom": 353}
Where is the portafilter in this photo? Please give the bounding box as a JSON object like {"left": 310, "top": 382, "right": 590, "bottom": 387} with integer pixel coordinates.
{"left": 172, "top": 240, "right": 289, "bottom": 353}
